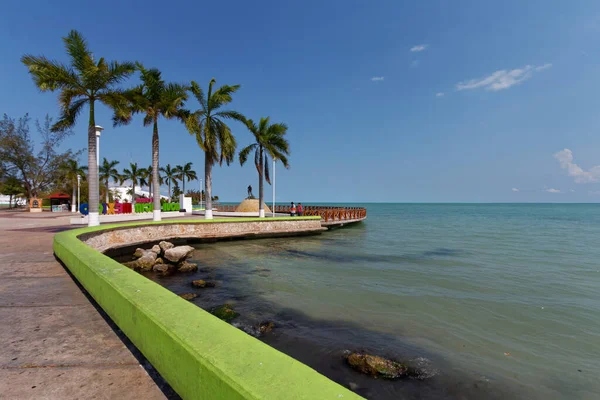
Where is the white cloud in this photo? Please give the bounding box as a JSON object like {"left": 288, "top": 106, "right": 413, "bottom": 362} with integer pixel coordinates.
{"left": 436, "top": 92, "right": 444, "bottom": 97}
{"left": 371, "top": 76, "right": 384, "bottom": 82}
{"left": 456, "top": 63, "right": 552, "bottom": 92}
{"left": 511, "top": 188, "right": 520, "bottom": 192}
{"left": 410, "top": 44, "right": 428, "bottom": 52}
{"left": 535, "top": 63, "right": 552, "bottom": 71}
{"left": 546, "top": 188, "right": 561, "bottom": 193}
{"left": 554, "top": 148, "right": 600, "bottom": 183}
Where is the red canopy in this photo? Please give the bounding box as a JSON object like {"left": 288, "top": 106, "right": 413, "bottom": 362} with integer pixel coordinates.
{"left": 48, "top": 193, "right": 70, "bottom": 199}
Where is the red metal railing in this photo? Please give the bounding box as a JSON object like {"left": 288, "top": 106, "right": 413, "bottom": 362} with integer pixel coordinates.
{"left": 274, "top": 205, "right": 367, "bottom": 223}
{"left": 211, "top": 204, "right": 367, "bottom": 223}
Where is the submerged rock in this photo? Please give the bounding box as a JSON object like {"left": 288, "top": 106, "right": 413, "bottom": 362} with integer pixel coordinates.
{"left": 164, "top": 245, "right": 194, "bottom": 263}
{"left": 259, "top": 321, "right": 275, "bottom": 334}
{"left": 177, "top": 261, "right": 198, "bottom": 272}
{"left": 153, "top": 264, "right": 171, "bottom": 273}
{"left": 179, "top": 293, "right": 197, "bottom": 301}
{"left": 211, "top": 304, "right": 239, "bottom": 322}
{"left": 191, "top": 279, "right": 215, "bottom": 288}
{"left": 159, "top": 241, "right": 174, "bottom": 254}
{"left": 232, "top": 321, "right": 276, "bottom": 337}
{"left": 345, "top": 352, "right": 408, "bottom": 379}
{"left": 151, "top": 244, "right": 161, "bottom": 254}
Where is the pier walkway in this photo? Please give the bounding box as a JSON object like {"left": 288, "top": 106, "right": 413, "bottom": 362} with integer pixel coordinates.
{"left": 0, "top": 211, "right": 166, "bottom": 399}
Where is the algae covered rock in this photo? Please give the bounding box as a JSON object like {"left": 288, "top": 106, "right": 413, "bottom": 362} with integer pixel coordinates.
{"left": 177, "top": 261, "right": 198, "bottom": 272}
{"left": 211, "top": 304, "right": 239, "bottom": 322}
{"left": 259, "top": 321, "right": 275, "bottom": 334}
{"left": 345, "top": 352, "right": 408, "bottom": 379}
{"left": 191, "top": 279, "right": 215, "bottom": 288}
{"left": 179, "top": 293, "right": 197, "bottom": 301}
{"left": 133, "top": 248, "right": 146, "bottom": 258}
{"left": 164, "top": 245, "right": 194, "bottom": 263}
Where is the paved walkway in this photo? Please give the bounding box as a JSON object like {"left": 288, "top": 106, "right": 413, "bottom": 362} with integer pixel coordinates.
{"left": 0, "top": 210, "right": 168, "bottom": 399}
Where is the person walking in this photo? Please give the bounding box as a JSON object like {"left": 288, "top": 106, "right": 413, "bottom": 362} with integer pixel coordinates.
{"left": 297, "top": 203, "right": 304, "bottom": 216}
{"left": 290, "top": 202, "right": 297, "bottom": 217}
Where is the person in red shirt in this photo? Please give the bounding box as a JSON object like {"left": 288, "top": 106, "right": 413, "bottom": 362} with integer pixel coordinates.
{"left": 297, "top": 203, "right": 304, "bottom": 216}
{"left": 290, "top": 202, "right": 297, "bottom": 216}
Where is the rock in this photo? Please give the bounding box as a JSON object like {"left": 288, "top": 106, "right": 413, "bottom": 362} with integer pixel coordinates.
{"left": 348, "top": 382, "right": 359, "bottom": 391}
{"left": 346, "top": 352, "right": 408, "bottom": 379}
{"left": 192, "top": 279, "right": 215, "bottom": 288}
{"left": 177, "top": 261, "right": 198, "bottom": 272}
{"left": 179, "top": 293, "right": 197, "bottom": 300}
{"left": 153, "top": 264, "right": 171, "bottom": 273}
{"left": 211, "top": 304, "right": 239, "bottom": 322}
{"left": 126, "top": 251, "right": 158, "bottom": 271}
{"left": 159, "top": 241, "right": 174, "bottom": 254}
{"left": 133, "top": 248, "right": 146, "bottom": 258}
{"left": 151, "top": 245, "right": 161, "bottom": 254}
{"left": 259, "top": 321, "right": 275, "bottom": 334}
{"left": 155, "top": 257, "right": 164, "bottom": 264}
{"left": 164, "top": 245, "right": 194, "bottom": 263}
{"left": 123, "top": 261, "right": 140, "bottom": 271}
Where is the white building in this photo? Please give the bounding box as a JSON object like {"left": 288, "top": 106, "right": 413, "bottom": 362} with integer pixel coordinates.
{"left": 109, "top": 186, "right": 169, "bottom": 203}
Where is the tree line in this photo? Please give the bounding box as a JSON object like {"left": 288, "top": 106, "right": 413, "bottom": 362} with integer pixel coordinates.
{"left": 0, "top": 116, "right": 211, "bottom": 209}
{"left": 20, "top": 30, "right": 290, "bottom": 225}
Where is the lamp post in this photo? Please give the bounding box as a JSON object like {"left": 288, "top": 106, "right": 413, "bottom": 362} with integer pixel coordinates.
{"left": 95, "top": 126, "right": 103, "bottom": 167}
{"left": 272, "top": 158, "right": 276, "bottom": 217}
{"left": 88, "top": 125, "right": 104, "bottom": 227}
{"left": 77, "top": 174, "right": 81, "bottom": 213}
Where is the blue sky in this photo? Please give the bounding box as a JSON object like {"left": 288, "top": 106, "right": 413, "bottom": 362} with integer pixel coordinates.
{"left": 2, "top": 0, "right": 600, "bottom": 202}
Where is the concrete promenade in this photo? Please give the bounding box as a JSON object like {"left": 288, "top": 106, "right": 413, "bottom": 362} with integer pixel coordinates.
{"left": 0, "top": 210, "right": 168, "bottom": 399}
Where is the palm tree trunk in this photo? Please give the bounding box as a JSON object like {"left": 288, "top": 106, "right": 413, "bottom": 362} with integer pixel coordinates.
{"left": 152, "top": 119, "right": 161, "bottom": 221}
{"left": 87, "top": 101, "right": 99, "bottom": 226}
{"left": 259, "top": 146, "right": 264, "bottom": 218}
{"left": 168, "top": 181, "right": 171, "bottom": 202}
{"left": 105, "top": 179, "right": 109, "bottom": 204}
{"left": 182, "top": 176, "right": 186, "bottom": 194}
{"left": 132, "top": 183, "right": 136, "bottom": 213}
{"left": 72, "top": 179, "right": 76, "bottom": 212}
{"left": 204, "top": 155, "right": 213, "bottom": 219}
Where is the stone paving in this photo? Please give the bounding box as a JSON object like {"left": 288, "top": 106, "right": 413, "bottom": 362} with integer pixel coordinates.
{"left": 0, "top": 210, "right": 168, "bottom": 399}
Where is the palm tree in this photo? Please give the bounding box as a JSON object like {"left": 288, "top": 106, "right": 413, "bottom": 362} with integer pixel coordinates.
{"left": 145, "top": 165, "right": 164, "bottom": 200}
{"left": 112, "top": 64, "right": 187, "bottom": 221}
{"left": 60, "top": 159, "right": 87, "bottom": 212}
{"left": 99, "top": 158, "right": 120, "bottom": 203}
{"left": 240, "top": 117, "right": 290, "bottom": 218}
{"left": 121, "top": 162, "right": 144, "bottom": 208}
{"left": 173, "top": 162, "right": 197, "bottom": 194}
{"left": 21, "top": 30, "right": 135, "bottom": 226}
{"left": 185, "top": 79, "right": 245, "bottom": 219}
{"left": 160, "top": 163, "right": 176, "bottom": 201}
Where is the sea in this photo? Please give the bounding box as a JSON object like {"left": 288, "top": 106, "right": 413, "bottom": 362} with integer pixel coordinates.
{"left": 115, "top": 203, "right": 600, "bottom": 399}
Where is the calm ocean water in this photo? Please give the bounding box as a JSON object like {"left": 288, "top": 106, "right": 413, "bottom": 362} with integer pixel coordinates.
{"left": 125, "top": 204, "right": 600, "bottom": 399}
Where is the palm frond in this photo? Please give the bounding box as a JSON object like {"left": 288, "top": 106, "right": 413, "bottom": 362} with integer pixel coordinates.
{"left": 52, "top": 98, "right": 87, "bottom": 132}
{"left": 63, "top": 30, "right": 95, "bottom": 75}
{"left": 238, "top": 143, "right": 257, "bottom": 166}
{"left": 21, "top": 55, "right": 82, "bottom": 92}
{"left": 190, "top": 81, "right": 207, "bottom": 111}
{"left": 264, "top": 154, "right": 271, "bottom": 184}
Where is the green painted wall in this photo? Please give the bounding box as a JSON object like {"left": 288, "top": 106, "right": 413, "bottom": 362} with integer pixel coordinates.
{"left": 54, "top": 218, "right": 362, "bottom": 400}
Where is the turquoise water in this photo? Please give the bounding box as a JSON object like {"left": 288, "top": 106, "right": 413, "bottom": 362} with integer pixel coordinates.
{"left": 135, "top": 204, "right": 600, "bottom": 399}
